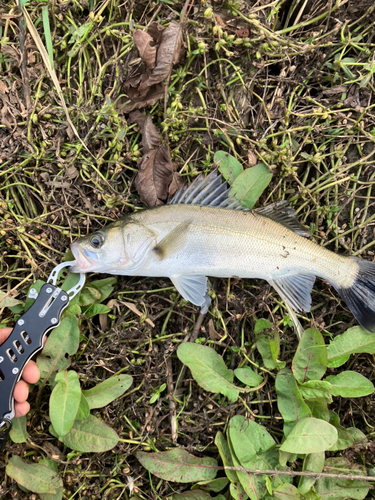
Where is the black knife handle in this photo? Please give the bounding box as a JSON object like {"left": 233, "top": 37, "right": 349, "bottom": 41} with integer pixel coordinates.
{"left": 0, "top": 284, "right": 69, "bottom": 423}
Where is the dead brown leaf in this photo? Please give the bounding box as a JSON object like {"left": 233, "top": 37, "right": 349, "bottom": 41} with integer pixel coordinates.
{"left": 133, "top": 30, "right": 157, "bottom": 69}
{"left": 136, "top": 143, "right": 178, "bottom": 206}
{"left": 129, "top": 110, "right": 161, "bottom": 153}
{"left": 139, "top": 22, "right": 184, "bottom": 91}
{"left": 118, "top": 21, "right": 184, "bottom": 113}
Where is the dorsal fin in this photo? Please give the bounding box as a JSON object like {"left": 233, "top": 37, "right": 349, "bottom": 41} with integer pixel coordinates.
{"left": 256, "top": 201, "right": 311, "bottom": 238}
{"left": 168, "top": 169, "right": 244, "bottom": 210}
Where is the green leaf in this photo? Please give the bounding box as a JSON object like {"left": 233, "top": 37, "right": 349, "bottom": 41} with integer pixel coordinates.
{"left": 230, "top": 164, "right": 272, "bottom": 209}
{"left": 50, "top": 370, "right": 81, "bottom": 436}
{"left": 275, "top": 369, "right": 311, "bottom": 436}
{"left": 234, "top": 367, "right": 263, "bottom": 387}
{"left": 58, "top": 414, "right": 118, "bottom": 452}
{"left": 298, "top": 379, "right": 333, "bottom": 402}
{"left": 6, "top": 456, "right": 62, "bottom": 494}
{"left": 136, "top": 449, "right": 217, "bottom": 483}
{"left": 75, "top": 393, "right": 91, "bottom": 420}
{"left": 274, "top": 483, "right": 300, "bottom": 500}
{"left": 346, "top": 427, "right": 367, "bottom": 445}
{"left": 327, "top": 326, "right": 375, "bottom": 368}
{"left": 230, "top": 482, "right": 248, "bottom": 500}
{"left": 192, "top": 477, "right": 229, "bottom": 492}
{"left": 172, "top": 491, "right": 212, "bottom": 500}
{"left": 9, "top": 416, "right": 29, "bottom": 443}
{"left": 79, "top": 286, "right": 101, "bottom": 307}
{"left": 83, "top": 303, "right": 111, "bottom": 318}
{"left": 324, "top": 371, "right": 374, "bottom": 398}
{"left": 292, "top": 328, "right": 327, "bottom": 383}
{"left": 89, "top": 277, "right": 116, "bottom": 302}
{"left": 0, "top": 290, "right": 23, "bottom": 308}
{"left": 227, "top": 437, "right": 263, "bottom": 500}
{"left": 82, "top": 375, "right": 133, "bottom": 409}
{"left": 214, "top": 151, "right": 243, "bottom": 184}
{"left": 315, "top": 457, "right": 369, "bottom": 499}
{"left": 280, "top": 418, "right": 338, "bottom": 454}
{"left": 305, "top": 398, "right": 330, "bottom": 422}
{"left": 215, "top": 431, "right": 238, "bottom": 483}
{"left": 177, "top": 343, "right": 239, "bottom": 402}
{"left": 42, "top": 5, "right": 54, "bottom": 70}
{"left": 228, "top": 415, "right": 275, "bottom": 465}
{"left": 298, "top": 452, "right": 325, "bottom": 495}
{"left": 37, "top": 316, "right": 79, "bottom": 385}
{"left": 254, "top": 319, "right": 279, "bottom": 370}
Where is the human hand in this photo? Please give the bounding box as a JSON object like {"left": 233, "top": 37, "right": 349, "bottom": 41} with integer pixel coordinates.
{"left": 0, "top": 328, "right": 40, "bottom": 418}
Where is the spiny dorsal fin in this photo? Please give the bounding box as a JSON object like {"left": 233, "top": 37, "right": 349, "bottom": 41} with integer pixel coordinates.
{"left": 168, "top": 169, "right": 244, "bottom": 210}
{"left": 256, "top": 201, "right": 311, "bottom": 238}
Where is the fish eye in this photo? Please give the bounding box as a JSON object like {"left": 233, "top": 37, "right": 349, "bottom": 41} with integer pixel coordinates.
{"left": 90, "top": 233, "right": 104, "bottom": 249}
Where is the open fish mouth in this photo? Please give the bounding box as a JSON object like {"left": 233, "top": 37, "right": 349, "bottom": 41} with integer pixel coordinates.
{"left": 70, "top": 242, "right": 99, "bottom": 272}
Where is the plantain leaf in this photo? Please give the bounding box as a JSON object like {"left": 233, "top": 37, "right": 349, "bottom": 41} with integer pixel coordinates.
{"left": 49, "top": 370, "right": 81, "bottom": 436}
{"left": 280, "top": 418, "right": 338, "bottom": 454}
{"left": 324, "top": 371, "right": 374, "bottom": 398}
{"left": 230, "top": 164, "right": 272, "bottom": 209}
{"left": 214, "top": 151, "right": 243, "bottom": 185}
{"left": 292, "top": 328, "right": 327, "bottom": 383}
{"left": 82, "top": 375, "right": 133, "bottom": 409}
{"left": 327, "top": 326, "right": 375, "bottom": 368}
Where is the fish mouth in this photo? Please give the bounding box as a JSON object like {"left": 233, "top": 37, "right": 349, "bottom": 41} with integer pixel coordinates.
{"left": 70, "top": 242, "right": 99, "bottom": 272}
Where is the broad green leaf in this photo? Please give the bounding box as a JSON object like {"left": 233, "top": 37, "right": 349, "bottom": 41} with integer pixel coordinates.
{"left": 37, "top": 316, "right": 79, "bottom": 385}
{"left": 280, "top": 418, "right": 338, "bottom": 454}
{"left": 292, "top": 328, "right": 327, "bottom": 383}
{"left": 6, "top": 456, "right": 62, "bottom": 494}
{"left": 75, "top": 393, "right": 91, "bottom": 420}
{"left": 346, "top": 427, "right": 367, "bottom": 445}
{"left": 83, "top": 303, "right": 111, "bottom": 318}
{"left": 38, "top": 458, "right": 63, "bottom": 500}
{"left": 58, "top": 414, "right": 118, "bottom": 452}
{"left": 328, "top": 424, "right": 354, "bottom": 451}
{"left": 254, "top": 319, "right": 279, "bottom": 370}
{"left": 0, "top": 290, "right": 23, "bottom": 308}
{"left": 315, "top": 457, "right": 369, "bottom": 499}
{"left": 50, "top": 370, "right": 81, "bottom": 436}
{"left": 275, "top": 369, "right": 311, "bottom": 436}
{"left": 298, "top": 452, "right": 325, "bottom": 495}
{"left": 274, "top": 483, "right": 300, "bottom": 500}
{"left": 228, "top": 415, "right": 275, "bottom": 465}
{"left": 136, "top": 449, "right": 217, "bottom": 483}
{"left": 79, "top": 286, "right": 101, "bottom": 307}
{"left": 230, "top": 164, "right": 272, "bottom": 209}
{"left": 234, "top": 367, "right": 263, "bottom": 387}
{"left": 172, "top": 491, "right": 211, "bottom": 500}
{"left": 324, "top": 371, "right": 374, "bottom": 398}
{"left": 230, "top": 482, "right": 248, "bottom": 500}
{"left": 192, "top": 477, "right": 229, "bottom": 492}
{"left": 298, "top": 379, "right": 333, "bottom": 402}
{"left": 177, "top": 343, "right": 239, "bottom": 402}
{"left": 327, "top": 326, "right": 375, "bottom": 368}
{"left": 214, "top": 151, "right": 243, "bottom": 184}
{"left": 82, "top": 374, "right": 133, "bottom": 409}
{"left": 89, "top": 277, "right": 116, "bottom": 302}
{"left": 305, "top": 398, "right": 330, "bottom": 422}
{"left": 9, "top": 416, "right": 29, "bottom": 443}
{"left": 215, "top": 431, "right": 238, "bottom": 483}
{"left": 228, "top": 436, "right": 262, "bottom": 500}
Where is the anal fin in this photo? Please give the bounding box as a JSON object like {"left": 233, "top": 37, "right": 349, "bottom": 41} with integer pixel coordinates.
{"left": 170, "top": 275, "right": 210, "bottom": 313}
{"left": 270, "top": 274, "right": 315, "bottom": 312}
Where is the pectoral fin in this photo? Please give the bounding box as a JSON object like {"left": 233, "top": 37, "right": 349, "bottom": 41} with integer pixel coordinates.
{"left": 270, "top": 274, "right": 316, "bottom": 312}
{"left": 153, "top": 220, "right": 191, "bottom": 260}
{"left": 170, "top": 275, "right": 211, "bottom": 313}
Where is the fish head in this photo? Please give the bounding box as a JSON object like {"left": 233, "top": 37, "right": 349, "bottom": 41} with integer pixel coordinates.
{"left": 70, "top": 218, "right": 157, "bottom": 274}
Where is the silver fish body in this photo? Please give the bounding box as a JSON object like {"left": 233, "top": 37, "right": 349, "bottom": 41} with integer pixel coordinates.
{"left": 71, "top": 170, "right": 375, "bottom": 332}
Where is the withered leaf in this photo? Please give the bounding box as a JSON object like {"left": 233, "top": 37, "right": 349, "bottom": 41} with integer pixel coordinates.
{"left": 116, "top": 82, "right": 164, "bottom": 114}
{"left": 133, "top": 30, "right": 156, "bottom": 69}
{"left": 135, "top": 142, "right": 178, "bottom": 207}
{"left": 147, "top": 23, "right": 165, "bottom": 46}
{"left": 168, "top": 171, "right": 183, "bottom": 201}
{"left": 139, "top": 22, "right": 184, "bottom": 91}
{"left": 130, "top": 110, "right": 161, "bottom": 153}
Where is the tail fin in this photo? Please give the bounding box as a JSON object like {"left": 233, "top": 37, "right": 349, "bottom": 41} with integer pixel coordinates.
{"left": 336, "top": 259, "right": 375, "bottom": 333}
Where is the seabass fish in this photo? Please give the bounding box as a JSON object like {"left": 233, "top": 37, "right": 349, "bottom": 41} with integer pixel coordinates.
{"left": 71, "top": 170, "right": 375, "bottom": 332}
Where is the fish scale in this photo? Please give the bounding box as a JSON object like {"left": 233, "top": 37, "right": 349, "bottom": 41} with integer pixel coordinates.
{"left": 71, "top": 170, "right": 375, "bottom": 332}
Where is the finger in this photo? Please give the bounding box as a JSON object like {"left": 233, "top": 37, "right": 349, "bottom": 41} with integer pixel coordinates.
{"left": 14, "top": 401, "right": 30, "bottom": 419}
{"left": 22, "top": 360, "right": 40, "bottom": 385}
{"left": 13, "top": 380, "right": 29, "bottom": 404}
{"left": 0, "top": 327, "right": 13, "bottom": 344}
